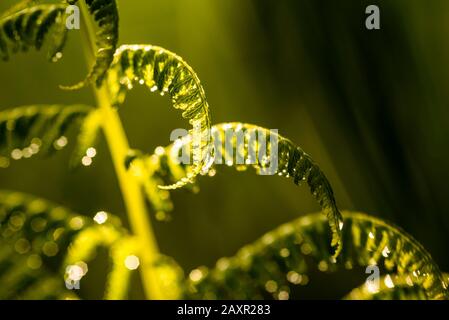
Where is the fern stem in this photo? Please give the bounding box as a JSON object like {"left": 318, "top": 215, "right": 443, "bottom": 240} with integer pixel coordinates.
{"left": 79, "top": 1, "right": 164, "bottom": 300}
{"left": 95, "top": 88, "right": 164, "bottom": 300}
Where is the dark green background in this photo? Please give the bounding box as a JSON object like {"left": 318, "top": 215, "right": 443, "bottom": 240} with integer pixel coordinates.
{"left": 1, "top": 0, "right": 449, "bottom": 298}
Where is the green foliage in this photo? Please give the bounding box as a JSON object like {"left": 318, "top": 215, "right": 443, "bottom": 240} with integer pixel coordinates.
{"left": 0, "top": 190, "right": 82, "bottom": 299}
{"left": 0, "top": 190, "right": 139, "bottom": 299}
{"left": 0, "top": 104, "right": 96, "bottom": 166}
{"left": 184, "top": 211, "right": 448, "bottom": 300}
{"left": 0, "top": 0, "right": 119, "bottom": 88}
{"left": 65, "top": 0, "right": 119, "bottom": 89}
{"left": 1, "top": 0, "right": 447, "bottom": 301}
{"left": 109, "top": 44, "right": 212, "bottom": 189}
{"left": 0, "top": 2, "right": 68, "bottom": 62}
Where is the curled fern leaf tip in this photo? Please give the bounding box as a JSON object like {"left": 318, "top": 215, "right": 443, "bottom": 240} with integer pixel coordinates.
{"left": 109, "top": 44, "right": 212, "bottom": 190}
{"left": 130, "top": 122, "right": 344, "bottom": 253}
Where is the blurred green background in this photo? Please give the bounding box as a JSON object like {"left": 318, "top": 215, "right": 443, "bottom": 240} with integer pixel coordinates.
{"left": 1, "top": 0, "right": 449, "bottom": 298}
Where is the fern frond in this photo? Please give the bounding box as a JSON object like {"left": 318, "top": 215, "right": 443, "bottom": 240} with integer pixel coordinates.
{"left": 108, "top": 45, "right": 212, "bottom": 190}
{"left": 0, "top": 0, "right": 119, "bottom": 88}
{"left": 0, "top": 104, "right": 96, "bottom": 165}
{"left": 64, "top": 213, "right": 184, "bottom": 300}
{"left": 131, "top": 122, "right": 343, "bottom": 256}
{"left": 64, "top": 0, "right": 119, "bottom": 89}
{"left": 0, "top": 190, "right": 137, "bottom": 299}
{"left": 344, "top": 274, "right": 430, "bottom": 300}
{"left": 184, "top": 211, "right": 448, "bottom": 300}
{"left": 0, "top": 190, "right": 86, "bottom": 299}
{"left": 0, "top": 2, "right": 68, "bottom": 62}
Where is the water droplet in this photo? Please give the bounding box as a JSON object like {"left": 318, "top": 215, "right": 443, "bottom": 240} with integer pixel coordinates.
{"left": 52, "top": 52, "right": 63, "bottom": 62}
{"left": 405, "top": 276, "right": 413, "bottom": 287}
{"left": 86, "top": 147, "right": 97, "bottom": 158}
{"left": 155, "top": 211, "right": 168, "bottom": 221}
{"left": 93, "top": 211, "right": 108, "bottom": 224}
{"left": 69, "top": 216, "right": 85, "bottom": 230}
{"left": 155, "top": 146, "right": 165, "bottom": 156}
{"left": 82, "top": 156, "right": 92, "bottom": 166}
{"left": 124, "top": 255, "right": 140, "bottom": 270}
{"left": 300, "top": 274, "right": 309, "bottom": 286}
{"left": 245, "top": 158, "right": 255, "bottom": 165}
{"left": 0, "top": 157, "right": 10, "bottom": 168}
{"left": 11, "top": 149, "right": 23, "bottom": 160}
{"left": 22, "top": 147, "right": 33, "bottom": 158}
{"left": 384, "top": 274, "right": 395, "bottom": 288}
{"left": 42, "top": 241, "right": 59, "bottom": 257}
{"left": 15, "top": 238, "right": 30, "bottom": 254}
{"left": 54, "top": 136, "right": 68, "bottom": 150}
{"left": 262, "top": 234, "right": 274, "bottom": 245}
{"left": 300, "top": 243, "right": 312, "bottom": 255}
{"left": 66, "top": 262, "right": 87, "bottom": 281}
{"left": 287, "top": 271, "right": 302, "bottom": 284}
{"left": 27, "top": 254, "right": 42, "bottom": 270}
{"left": 278, "top": 290, "right": 289, "bottom": 300}
{"left": 189, "top": 269, "right": 204, "bottom": 282}
{"left": 318, "top": 260, "right": 329, "bottom": 272}
{"left": 265, "top": 280, "right": 278, "bottom": 293}
{"left": 9, "top": 213, "right": 25, "bottom": 229}
{"left": 216, "top": 258, "right": 230, "bottom": 271}
{"left": 382, "top": 246, "right": 390, "bottom": 258}
{"left": 31, "top": 138, "right": 42, "bottom": 146}
{"left": 279, "top": 248, "right": 290, "bottom": 258}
